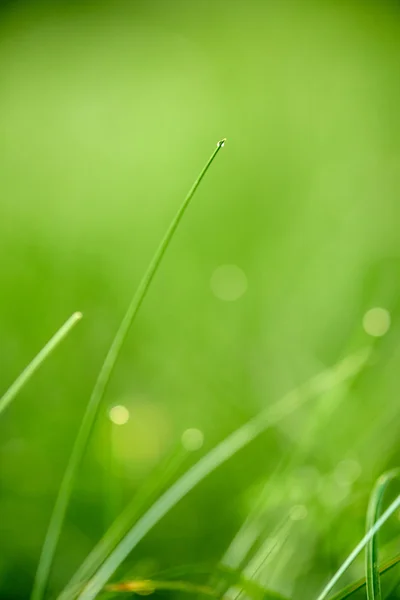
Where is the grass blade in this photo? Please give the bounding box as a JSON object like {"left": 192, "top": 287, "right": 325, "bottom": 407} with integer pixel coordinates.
{"left": 58, "top": 444, "right": 188, "bottom": 600}
{"left": 329, "top": 553, "right": 400, "bottom": 600}
{"left": 0, "top": 311, "right": 82, "bottom": 417}
{"left": 30, "top": 139, "right": 226, "bottom": 600}
{"left": 71, "top": 348, "right": 370, "bottom": 600}
{"left": 315, "top": 492, "right": 400, "bottom": 600}
{"left": 365, "top": 469, "right": 400, "bottom": 600}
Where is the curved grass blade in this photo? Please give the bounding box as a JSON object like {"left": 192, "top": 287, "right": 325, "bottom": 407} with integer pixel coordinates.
{"left": 315, "top": 493, "right": 400, "bottom": 600}
{"left": 0, "top": 312, "right": 82, "bottom": 417}
{"left": 58, "top": 444, "right": 188, "bottom": 600}
{"left": 72, "top": 348, "right": 370, "bottom": 600}
{"left": 365, "top": 469, "right": 400, "bottom": 600}
{"left": 30, "top": 139, "right": 226, "bottom": 600}
{"left": 329, "top": 553, "right": 400, "bottom": 600}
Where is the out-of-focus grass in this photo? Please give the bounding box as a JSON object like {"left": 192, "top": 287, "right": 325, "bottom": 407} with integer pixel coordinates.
{"left": 1, "top": 0, "right": 400, "bottom": 598}
{"left": 0, "top": 312, "right": 82, "bottom": 417}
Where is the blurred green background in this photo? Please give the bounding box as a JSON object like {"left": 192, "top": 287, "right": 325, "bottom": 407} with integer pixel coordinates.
{"left": 1, "top": 0, "right": 400, "bottom": 598}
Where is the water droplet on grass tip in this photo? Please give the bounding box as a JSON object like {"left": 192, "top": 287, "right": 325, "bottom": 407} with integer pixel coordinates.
{"left": 217, "top": 138, "right": 226, "bottom": 148}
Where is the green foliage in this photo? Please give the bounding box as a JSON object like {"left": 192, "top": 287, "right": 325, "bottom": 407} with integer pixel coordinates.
{"left": 2, "top": 2, "right": 400, "bottom": 599}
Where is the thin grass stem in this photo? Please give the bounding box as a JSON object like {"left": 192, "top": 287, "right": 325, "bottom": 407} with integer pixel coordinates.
{"left": 30, "top": 139, "right": 226, "bottom": 600}
{"left": 365, "top": 468, "right": 400, "bottom": 600}
{"left": 316, "top": 492, "right": 400, "bottom": 600}
{"left": 0, "top": 312, "right": 82, "bottom": 417}
{"left": 58, "top": 444, "right": 188, "bottom": 600}
{"left": 329, "top": 553, "right": 400, "bottom": 600}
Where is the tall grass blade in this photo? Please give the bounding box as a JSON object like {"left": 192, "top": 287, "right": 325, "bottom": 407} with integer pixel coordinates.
{"left": 0, "top": 312, "right": 82, "bottom": 417}
{"left": 315, "top": 492, "right": 400, "bottom": 600}
{"left": 365, "top": 469, "right": 400, "bottom": 600}
{"left": 30, "top": 140, "right": 226, "bottom": 600}
{"left": 72, "top": 348, "right": 370, "bottom": 600}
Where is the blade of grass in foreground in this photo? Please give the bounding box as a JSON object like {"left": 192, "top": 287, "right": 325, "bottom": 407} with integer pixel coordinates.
{"left": 315, "top": 492, "right": 400, "bottom": 600}
{"left": 365, "top": 468, "right": 400, "bottom": 600}
{"left": 0, "top": 312, "right": 82, "bottom": 417}
{"left": 58, "top": 443, "right": 189, "bottom": 600}
{"left": 330, "top": 553, "right": 400, "bottom": 600}
{"left": 30, "top": 139, "right": 226, "bottom": 600}
{"left": 72, "top": 348, "right": 370, "bottom": 600}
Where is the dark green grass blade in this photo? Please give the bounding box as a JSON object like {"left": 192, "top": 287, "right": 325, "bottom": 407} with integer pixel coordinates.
{"left": 315, "top": 493, "right": 400, "bottom": 600}
{"left": 0, "top": 312, "right": 82, "bottom": 417}
{"left": 30, "top": 139, "right": 226, "bottom": 600}
{"left": 71, "top": 349, "right": 369, "bottom": 600}
{"left": 329, "top": 554, "right": 400, "bottom": 600}
{"left": 366, "top": 469, "right": 400, "bottom": 600}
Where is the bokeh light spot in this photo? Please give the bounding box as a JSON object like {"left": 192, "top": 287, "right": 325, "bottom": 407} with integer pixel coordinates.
{"left": 363, "top": 307, "right": 390, "bottom": 337}
{"left": 318, "top": 476, "right": 350, "bottom": 508}
{"left": 290, "top": 504, "right": 308, "bottom": 521}
{"left": 109, "top": 404, "right": 130, "bottom": 425}
{"left": 210, "top": 264, "right": 248, "bottom": 301}
{"left": 181, "top": 428, "right": 204, "bottom": 451}
{"left": 334, "top": 459, "right": 362, "bottom": 487}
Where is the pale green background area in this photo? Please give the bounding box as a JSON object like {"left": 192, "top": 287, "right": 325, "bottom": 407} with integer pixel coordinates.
{"left": 1, "top": 0, "right": 400, "bottom": 598}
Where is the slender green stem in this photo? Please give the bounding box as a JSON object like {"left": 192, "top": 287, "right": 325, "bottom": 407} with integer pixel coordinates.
{"left": 315, "top": 492, "right": 400, "bottom": 600}
{"left": 72, "top": 349, "right": 369, "bottom": 600}
{"left": 0, "top": 312, "right": 82, "bottom": 417}
{"left": 365, "top": 469, "right": 400, "bottom": 600}
{"left": 30, "top": 139, "right": 226, "bottom": 600}
{"left": 329, "top": 553, "right": 400, "bottom": 600}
